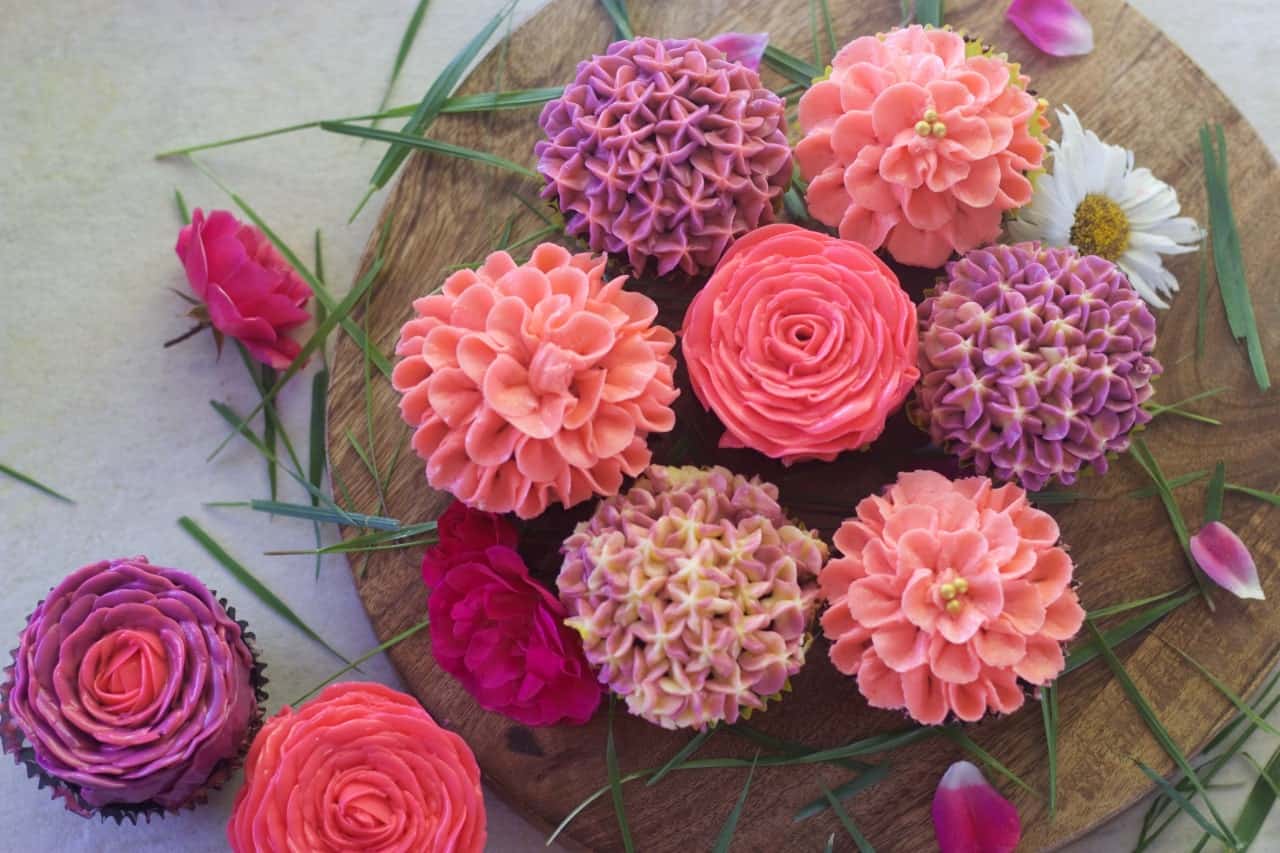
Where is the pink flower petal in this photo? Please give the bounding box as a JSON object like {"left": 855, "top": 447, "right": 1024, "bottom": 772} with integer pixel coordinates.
{"left": 932, "top": 761, "right": 1022, "bottom": 853}
{"left": 1006, "top": 0, "right": 1094, "bottom": 58}
{"left": 706, "top": 32, "right": 769, "bottom": 72}
{"left": 1190, "top": 521, "right": 1265, "bottom": 600}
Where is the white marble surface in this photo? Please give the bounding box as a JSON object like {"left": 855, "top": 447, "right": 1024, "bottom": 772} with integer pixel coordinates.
{"left": 1, "top": 1, "right": 1277, "bottom": 850}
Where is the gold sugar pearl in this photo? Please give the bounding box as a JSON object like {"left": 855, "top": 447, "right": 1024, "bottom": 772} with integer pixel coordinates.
{"left": 945, "top": 599, "right": 964, "bottom": 615}
{"left": 939, "top": 582, "right": 957, "bottom": 601}
{"left": 931, "top": 122, "right": 947, "bottom": 138}
{"left": 954, "top": 577, "right": 969, "bottom": 594}
{"left": 915, "top": 120, "right": 932, "bottom": 137}
{"left": 924, "top": 108, "right": 939, "bottom": 123}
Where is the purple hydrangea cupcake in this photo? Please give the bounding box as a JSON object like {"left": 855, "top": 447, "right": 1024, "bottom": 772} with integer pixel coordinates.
{"left": 0, "top": 557, "right": 265, "bottom": 820}
{"left": 912, "top": 242, "right": 1162, "bottom": 491}
{"left": 535, "top": 37, "right": 792, "bottom": 277}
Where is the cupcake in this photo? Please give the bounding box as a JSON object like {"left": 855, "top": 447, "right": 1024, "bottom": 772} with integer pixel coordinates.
{"left": 820, "top": 470, "right": 1084, "bottom": 725}
{"left": 912, "top": 242, "right": 1161, "bottom": 491}
{"left": 0, "top": 556, "right": 264, "bottom": 820}
{"left": 795, "top": 25, "right": 1049, "bottom": 268}
{"left": 228, "top": 682, "right": 486, "bottom": 853}
{"left": 558, "top": 465, "right": 826, "bottom": 730}
{"left": 392, "top": 242, "right": 679, "bottom": 520}
{"left": 536, "top": 36, "right": 792, "bottom": 276}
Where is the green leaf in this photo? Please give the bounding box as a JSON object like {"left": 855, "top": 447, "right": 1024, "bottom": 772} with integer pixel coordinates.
{"left": 1225, "top": 482, "right": 1280, "bottom": 507}
{"left": 1129, "top": 438, "right": 1216, "bottom": 608}
{"left": 763, "top": 45, "right": 821, "bottom": 87}
{"left": 373, "top": 0, "right": 433, "bottom": 129}
{"left": 1201, "top": 123, "right": 1269, "bottom": 390}
{"left": 1028, "top": 489, "right": 1088, "bottom": 505}
{"left": 1064, "top": 590, "right": 1197, "bottom": 674}
{"left": 711, "top": 751, "right": 759, "bottom": 853}
{"left": 606, "top": 696, "right": 636, "bottom": 853}
{"left": 808, "top": 0, "right": 821, "bottom": 66}
{"left": 1196, "top": 237, "right": 1210, "bottom": 360}
{"left": 218, "top": 499, "right": 400, "bottom": 531}
{"left": 820, "top": 784, "right": 876, "bottom": 853}
{"left": 912, "top": 0, "right": 944, "bottom": 26}
{"left": 293, "top": 616, "right": 430, "bottom": 704}
{"left": 178, "top": 516, "right": 350, "bottom": 664}
{"left": 1131, "top": 758, "right": 1233, "bottom": 843}
{"left": 1206, "top": 461, "right": 1226, "bottom": 523}
{"left": 1087, "top": 587, "right": 1190, "bottom": 620}
{"left": 795, "top": 764, "right": 889, "bottom": 821}
{"left": 1162, "top": 640, "right": 1280, "bottom": 736}
{"left": 355, "top": 0, "right": 518, "bottom": 220}
{"left": 174, "top": 188, "right": 190, "bottom": 223}
{"left": 309, "top": 369, "right": 329, "bottom": 504}
{"left": 819, "top": 0, "right": 837, "bottom": 63}
{"left": 445, "top": 86, "right": 565, "bottom": 114}
{"left": 598, "top": 0, "right": 633, "bottom": 39}
{"left": 1085, "top": 621, "right": 1237, "bottom": 846}
{"left": 648, "top": 728, "right": 715, "bottom": 786}
{"left": 1042, "top": 683, "right": 1059, "bottom": 817}
{"left": 1126, "top": 470, "right": 1209, "bottom": 500}
{"left": 267, "top": 521, "right": 439, "bottom": 556}
{"left": 940, "top": 728, "right": 1035, "bottom": 795}
{"left": 0, "top": 463, "right": 73, "bottom": 503}
{"left": 323, "top": 122, "right": 537, "bottom": 179}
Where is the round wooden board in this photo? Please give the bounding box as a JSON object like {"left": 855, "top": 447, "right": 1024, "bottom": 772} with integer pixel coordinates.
{"left": 327, "top": 1, "right": 1280, "bottom": 850}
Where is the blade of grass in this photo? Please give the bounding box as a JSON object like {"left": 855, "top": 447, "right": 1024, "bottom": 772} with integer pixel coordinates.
{"left": 270, "top": 521, "right": 439, "bottom": 555}
{"left": 1029, "top": 489, "right": 1087, "bottom": 505}
{"left": 1161, "top": 641, "right": 1280, "bottom": 737}
{"left": 598, "top": 0, "right": 633, "bottom": 39}
{"left": 372, "top": 0, "right": 432, "bottom": 129}
{"left": 1131, "top": 758, "right": 1233, "bottom": 844}
{"left": 795, "top": 764, "right": 889, "bottom": 821}
{"left": 606, "top": 696, "right": 635, "bottom": 853}
{"left": 267, "top": 538, "right": 437, "bottom": 557}
{"left": 1127, "top": 470, "right": 1209, "bottom": 500}
{"left": 346, "top": 430, "right": 388, "bottom": 513}
{"left": 309, "top": 369, "right": 329, "bottom": 503}
{"left": 940, "top": 728, "right": 1035, "bottom": 795}
{"left": 178, "top": 516, "right": 350, "bottom": 664}
{"left": 323, "top": 122, "right": 537, "bottom": 179}
{"left": 217, "top": 499, "right": 400, "bottom": 530}
{"left": 1225, "top": 483, "right": 1280, "bottom": 506}
{"left": 1088, "top": 588, "right": 1190, "bottom": 620}
{"left": 0, "top": 463, "right": 73, "bottom": 503}
{"left": 354, "top": 0, "right": 518, "bottom": 220}
{"left": 1042, "top": 683, "right": 1059, "bottom": 818}
{"left": 1196, "top": 237, "right": 1210, "bottom": 359}
{"left": 1148, "top": 388, "right": 1230, "bottom": 415}
{"left": 1130, "top": 438, "right": 1216, "bottom": 608}
{"left": 808, "top": 0, "right": 821, "bottom": 66}
{"left": 763, "top": 45, "right": 820, "bottom": 87}
{"left": 1086, "top": 620, "right": 1237, "bottom": 846}
{"left": 647, "top": 728, "right": 715, "bottom": 786}
{"left": 1206, "top": 461, "right": 1226, "bottom": 523}
{"left": 824, "top": 834, "right": 835, "bottom": 853}
{"left": 174, "top": 188, "right": 190, "bottom": 223}
{"left": 1064, "top": 589, "right": 1197, "bottom": 674}
{"left": 711, "top": 751, "right": 759, "bottom": 853}
{"left": 819, "top": 0, "right": 836, "bottom": 62}
{"left": 1147, "top": 407, "right": 1222, "bottom": 427}
{"left": 913, "top": 0, "right": 944, "bottom": 26}
{"left": 821, "top": 784, "right": 876, "bottom": 853}
{"left": 293, "top": 616, "right": 430, "bottom": 704}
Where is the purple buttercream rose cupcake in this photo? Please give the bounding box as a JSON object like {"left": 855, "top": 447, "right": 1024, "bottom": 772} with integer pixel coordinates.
{"left": 0, "top": 556, "right": 265, "bottom": 821}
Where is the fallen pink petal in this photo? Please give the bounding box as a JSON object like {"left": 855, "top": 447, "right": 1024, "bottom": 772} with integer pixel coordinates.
{"left": 932, "top": 761, "right": 1022, "bottom": 853}
{"left": 1006, "top": 0, "right": 1094, "bottom": 57}
{"left": 1190, "top": 520, "right": 1265, "bottom": 600}
{"left": 706, "top": 31, "right": 769, "bottom": 71}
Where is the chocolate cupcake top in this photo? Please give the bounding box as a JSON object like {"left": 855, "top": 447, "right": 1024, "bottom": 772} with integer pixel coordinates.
{"left": 2, "top": 556, "right": 257, "bottom": 813}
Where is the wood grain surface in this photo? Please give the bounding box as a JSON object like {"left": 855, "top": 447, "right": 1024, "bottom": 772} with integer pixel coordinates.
{"left": 326, "top": 1, "right": 1280, "bottom": 850}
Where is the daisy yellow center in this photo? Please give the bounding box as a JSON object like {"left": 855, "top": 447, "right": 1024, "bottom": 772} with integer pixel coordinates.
{"left": 1070, "top": 194, "right": 1130, "bottom": 260}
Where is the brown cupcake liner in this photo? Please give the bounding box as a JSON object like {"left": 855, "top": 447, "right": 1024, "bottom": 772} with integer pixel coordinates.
{"left": 0, "top": 592, "right": 269, "bottom": 824}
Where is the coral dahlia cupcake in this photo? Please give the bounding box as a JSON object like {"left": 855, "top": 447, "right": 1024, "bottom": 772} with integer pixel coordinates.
{"left": 558, "top": 465, "right": 826, "bottom": 729}
{"left": 795, "top": 25, "right": 1049, "bottom": 268}
{"left": 393, "top": 243, "right": 679, "bottom": 519}
{"left": 536, "top": 36, "right": 792, "bottom": 276}
{"left": 912, "top": 242, "right": 1161, "bottom": 491}
{"left": 820, "top": 470, "right": 1084, "bottom": 724}
{"left": 682, "top": 223, "right": 919, "bottom": 463}
{"left": 228, "top": 682, "right": 485, "bottom": 853}
{"left": 0, "top": 557, "right": 263, "bottom": 819}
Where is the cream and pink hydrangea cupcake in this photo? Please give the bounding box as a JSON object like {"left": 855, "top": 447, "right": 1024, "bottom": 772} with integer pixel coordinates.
{"left": 558, "top": 465, "right": 826, "bottom": 730}
{"left": 820, "top": 470, "right": 1084, "bottom": 724}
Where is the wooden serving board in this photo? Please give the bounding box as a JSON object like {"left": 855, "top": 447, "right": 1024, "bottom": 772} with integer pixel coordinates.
{"left": 327, "top": 1, "right": 1280, "bottom": 850}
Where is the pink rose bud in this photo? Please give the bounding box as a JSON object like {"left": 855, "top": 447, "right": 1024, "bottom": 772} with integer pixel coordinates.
{"left": 705, "top": 31, "right": 769, "bottom": 71}
{"left": 1006, "top": 0, "right": 1094, "bottom": 57}
{"left": 932, "top": 761, "right": 1022, "bottom": 853}
{"left": 1190, "top": 521, "right": 1265, "bottom": 600}
{"left": 173, "top": 208, "right": 311, "bottom": 369}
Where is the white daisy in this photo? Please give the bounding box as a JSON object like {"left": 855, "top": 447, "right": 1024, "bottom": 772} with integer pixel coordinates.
{"left": 1008, "top": 106, "right": 1203, "bottom": 309}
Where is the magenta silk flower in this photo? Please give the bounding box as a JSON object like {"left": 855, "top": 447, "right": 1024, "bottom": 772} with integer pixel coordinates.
{"left": 421, "top": 503, "right": 601, "bottom": 727}
{"left": 1006, "top": 0, "right": 1094, "bottom": 57}
{"left": 705, "top": 31, "right": 769, "bottom": 71}
{"left": 174, "top": 208, "right": 311, "bottom": 369}
{"left": 932, "top": 760, "right": 1022, "bottom": 853}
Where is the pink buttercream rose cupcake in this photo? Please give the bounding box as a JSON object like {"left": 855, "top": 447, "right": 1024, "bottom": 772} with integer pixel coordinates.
{"left": 392, "top": 243, "right": 679, "bottom": 519}
{"left": 820, "top": 470, "right": 1084, "bottom": 725}
{"left": 795, "top": 26, "right": 1049, "bottom": 268}
{"left": 681, "top": 223, "right": 919, "bottom": 464}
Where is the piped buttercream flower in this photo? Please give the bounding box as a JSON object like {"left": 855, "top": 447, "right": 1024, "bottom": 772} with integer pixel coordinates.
{"left": 536, "top": 36, "right": 792, "bottom": 276}
{"left": 228, "top": 682, "right": 485, "bottom": 853}
{"left": 820, "top": 470, "right": 1084, "bottom": 725}
{"left": 1, "top": 557, "right": 261, "bottom": 817}
{"left": 1008, "top": 106, "right": 1202, "bottom": 308}
{"left": 682, "top": 224, "right": 919, "bottom": 463}
{"left": 393, "top": 243, "right": 678, "bottom": 519}
{"left": 558, "top": 465, "right": 826, "bottom": 729}
{"left": 912, "top": 242, "right": 1161, "bottom": 491}
{"left": 796, "top": 25, "right": 1048, "bottom": 268}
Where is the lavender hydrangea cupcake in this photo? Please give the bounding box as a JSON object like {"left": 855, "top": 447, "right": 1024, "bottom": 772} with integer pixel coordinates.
{"left": 558, "top": 465, "right": 825, "bottom": 730}
{"left": 912, "top": 243, "right": 1162, "bottom": 491}
{"left": 0, "top": 557, "right": 265, "bottom": 820}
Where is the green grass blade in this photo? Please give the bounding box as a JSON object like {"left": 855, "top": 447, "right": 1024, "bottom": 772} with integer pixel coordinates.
{"left": 647, "top": 728, "right": 715, "bottom": 787}
{"left": 323, "top": 122, "right": 537, "bottom": 179}
{"left": 1206, "top": 461, "right": 1226, "bottom": 523}
{"left": 0, "top": 463, "right": 73, "bottom": 503}
{"left": 1087, "top": 587, "right": 1191, "bottom": 620}
{"left": 1131, "top": 758, "right": 1232, "bottom": 843}
{"left": 293, "top": 616, "right": 430, "bottom": 704}
{"left": 1127, "top": 470, "right": 1209, "bottom": 500}
{"left": 357, "top": 0, "right": 518, "bottom": 219}
{"left": 795, "top": 764, "right": 889, "bottom": 821}
{"left": 1225, "top": 482, "right": 1280, "bottom": 506}
{"left": 598, "top": 0, "right": 633, "bottom": 39}
{"left": 711, "top": 751, "right": 759, "bottom": 853}
{"left": 1042, "top": 683, "right": 1059, "bottom": 817}
{"left": 1029, "top": 489, "right": 1087, "bottom": 505}
{"left": 309, "top": 369, "right": 329, "bottom": 504}
{"left": 1162, "top": 641, "right": 1280, "bottom": 736}
{"left": 1196, "top": 237, "right": 1209, "bottom": 359}
{"left": 442, "top": 86, "right": 564, "bottom": 112}
{"left": 1064, "top": 590, "right": 1197, "bottom": 673}
{"left": 1130, "top": 438, "right": 1215, "bottom": 608}
{"left": 824, "top": 833, "right": 835, "bottom": 853}
{"left": 819, "top": 0, "right": 837, "bottom": 62}
{"left": 940, "top": 728, "right": 1035, "bottom": 795}
{"left": 373, "top": 0, "right": 432, "bottom": 128}
{"left": 606, "top": 697, "right": 636, "bottom": 853}
{"left": 546, "top": 768, "right": 650, "bottom": 847}
{"left": 240, "top": 499, "right": 399, "bottom": 530}
{"left": 178, "top": 516, "right": 350, "bottom": 664}
{"left": 763, "top": 45, "right": 820, "bottom": 86}
{"left": 820, "top": 784, "right": 876, "bottom": 853}
{"left": 808, "top": 0, "right": 821, "bottom": 66}
{"left": 1086, "top": 621, "right": 1237, "bottom": 846}
{"left": 174, "top": 188, "right": 190, "bottom": 223}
